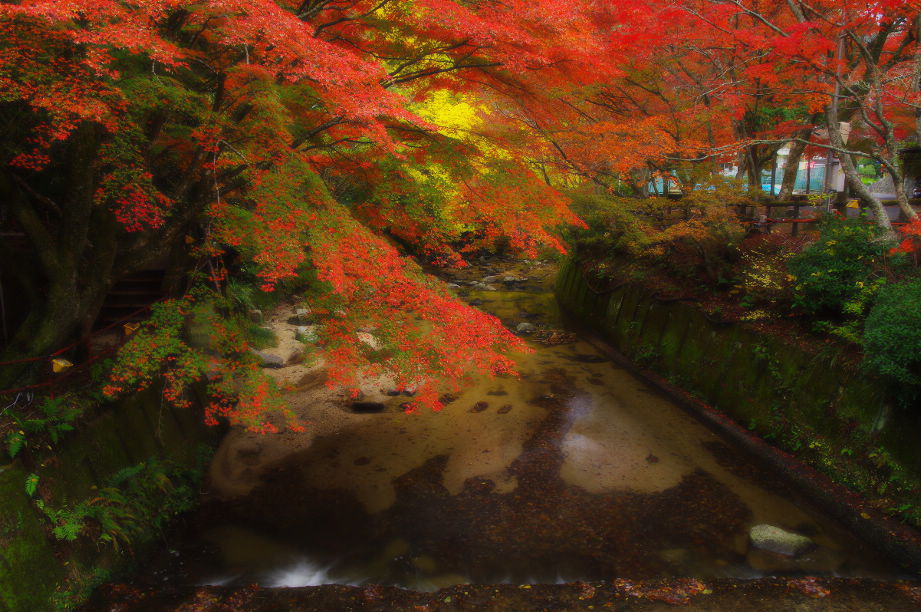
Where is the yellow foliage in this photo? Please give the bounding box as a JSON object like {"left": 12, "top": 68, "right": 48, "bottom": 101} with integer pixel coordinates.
{"left": 411, "top": 89, "right": 483, "bottom": 138}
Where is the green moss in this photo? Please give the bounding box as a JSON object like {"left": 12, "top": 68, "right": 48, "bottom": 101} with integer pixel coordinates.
{"left": 82, "top": 414, "right": 132, "bottom": 482}
{"left": 0, "top": 465, "right": 63, "bottom": 612}
{"left": 657, "top": 305, "right": 689, "bottom": 373}
{"left": 0, "top": 381, "right": 217, "bottom": 611}
{"left": 557, "top": 258, "right": 921, "bottom": 528}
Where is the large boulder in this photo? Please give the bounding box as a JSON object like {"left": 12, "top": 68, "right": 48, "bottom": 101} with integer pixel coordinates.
{"left": 251, "top": 349, "right": 285, "bottom": 369}
{"left": 516, "top": 322, "right": 537, "bottom": 334}
{"left": 749, "top": 524, "right": 815, "bottom": 557}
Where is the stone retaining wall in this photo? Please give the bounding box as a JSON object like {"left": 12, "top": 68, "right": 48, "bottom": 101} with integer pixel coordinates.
{"left": 555, "top": 259, "right": 921, "bottom": 478}
{"left": 0, "top": 387, "right": 215, "bottom": 612}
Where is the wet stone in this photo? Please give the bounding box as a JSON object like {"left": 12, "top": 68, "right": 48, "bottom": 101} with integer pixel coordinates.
{"left": 516, "top": 322, "right": 537, "bottom": 334}
{"left": 747, "top": 546, "right": 844, "bottom": 574}
{"left": 351, "top": 402, "right": 386, "bottom": 414}
{"left": 497, "top": 404, "right": 513, "bottom": 414}
{"left": 749, "top": 524, "right": 815, "bottom": 557}
{"left": 568, "top": 353, "right": 608, "bottom": 363}
{"left": 469, "top": 401, "right": 489, "bottom": 413}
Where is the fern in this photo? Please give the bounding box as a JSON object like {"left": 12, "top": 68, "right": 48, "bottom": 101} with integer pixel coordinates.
{"left": 7, "top": 431, "right": 25, "bottom": 458}
{"left": 24, "top": 473, "right": 39, "bottom": 497}
{"left": 53, "top": 519, "right": 85, "bottom": 541}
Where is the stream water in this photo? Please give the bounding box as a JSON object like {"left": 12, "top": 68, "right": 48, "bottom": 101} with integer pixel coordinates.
{"left": 135, "top": 259, "right": 898, "bottom": 592}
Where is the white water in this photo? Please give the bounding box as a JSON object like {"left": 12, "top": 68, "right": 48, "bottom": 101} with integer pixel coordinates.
{"left": 264, "top": 559, "right": 340, "bottom": 588}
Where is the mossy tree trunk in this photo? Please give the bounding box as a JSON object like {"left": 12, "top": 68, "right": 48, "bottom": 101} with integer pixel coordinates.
{"left": 0, "top": 122, "right": 203, "bottom": 389}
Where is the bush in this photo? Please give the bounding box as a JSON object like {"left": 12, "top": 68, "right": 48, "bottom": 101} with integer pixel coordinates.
{"left": 788, "top": 215, "right": 889, "bottom": 315}
{"left": 863, "top": 279, "right": 921, "bottom": 388}
{"left": 737, "top": 233, "right": 802, "bottom": 306}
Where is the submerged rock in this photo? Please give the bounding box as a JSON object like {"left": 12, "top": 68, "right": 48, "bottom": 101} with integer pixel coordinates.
{"left": 749, "top": 524, "right": 815, "bottom": 557}
{"left": 351, "top": 402, "right": 386, "bottom": 414}
{"left": 568, "top": 353, "right": 607, "bottom": 363}
{"left": 516, "top": 322, "right": 536, "bottom": 334}
{"left": 747, "top": 546, "right": 844, "bottom": 574}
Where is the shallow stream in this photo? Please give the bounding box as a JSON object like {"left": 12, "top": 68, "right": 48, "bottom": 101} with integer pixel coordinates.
{"left": 136, "top": 259, "right": 898, "bottom": 591}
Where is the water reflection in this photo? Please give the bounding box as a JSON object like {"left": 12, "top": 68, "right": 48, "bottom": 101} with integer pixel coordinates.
{"left": 136, "top": 264, "right": 899, "bottom": 588}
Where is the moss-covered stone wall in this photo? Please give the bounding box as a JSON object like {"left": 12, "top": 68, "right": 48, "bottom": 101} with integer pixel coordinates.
{"left": 0, "top": 388, "right": 215, "bottom": 612}
{"left": 555, "top": 259, "right": 921, "bottom": 481}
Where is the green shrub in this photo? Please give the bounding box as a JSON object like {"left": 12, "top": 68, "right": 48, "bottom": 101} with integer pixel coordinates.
{"left": 863, "top": 279, "right": 921, "bottom": 388}
{"left": 5, "top": 395, "right": 84, "bottom": 459}
{"left": 34, "top": 454, "right": 204, "bottom": 551}
{"left": 788, "top": 215, "right": 889, "bottom": 315}
{"left": 737, "top": 233, "right": 801, "bottom": 306}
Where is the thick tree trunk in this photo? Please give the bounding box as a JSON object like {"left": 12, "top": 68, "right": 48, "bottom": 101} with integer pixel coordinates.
{"left": 0, "top": 124, "right": 118, "bottom": 389}
{"left": 892, "top": 169, "right": 917, "bottom": 221}
{"left": 778, "top": 136, "right": 809, "bottom": 199}
{"left": 746, "top": 147, "right": 762, "bottom": 188}
{"left": 826, "top": 115, "right": 893, "bottom": 234}
{"left": 913, "top": 17, "right": 921, "bottom": 144}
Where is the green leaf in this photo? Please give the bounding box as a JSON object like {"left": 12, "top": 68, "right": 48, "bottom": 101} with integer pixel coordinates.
{"left": 25, "top": 473, "right": 39, "bottom": 497}
{"left": 7, "top": 431, "right": 26, "bottom": 458}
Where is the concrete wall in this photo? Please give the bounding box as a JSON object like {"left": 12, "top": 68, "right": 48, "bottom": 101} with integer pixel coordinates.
{"left": 555, "top": 259, "right": 921, "bottom": 478}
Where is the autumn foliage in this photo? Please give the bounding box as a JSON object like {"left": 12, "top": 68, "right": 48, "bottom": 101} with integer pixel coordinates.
{"left": 2, "top": 1, "right": 920, "bottom": 428}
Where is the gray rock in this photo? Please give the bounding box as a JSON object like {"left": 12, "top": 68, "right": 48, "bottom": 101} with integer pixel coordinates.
{"left": 447, "top": 283, "right": 461, "bottom": 289}
{"left": 288, "top": 307, "right": 314, "bottom": 325}
{"left": 481, "top": 284, "right": 498, "bottom": 291}
{"left": 516, "top": 322, "right": 537, "bottom": 334}
{"left": 481, "top": 275, "right": 499, "bottom": 283}
{"left": 248, "top": 309, "right": 264, "bottom": 323}
{"left": 285, "top": 345, "right": 306, "bottom": 366}
{"left": 252, "top": 349, "right": 285, "bottom": 369}
{"left": 295, "top": 325, "right": 319, "bottom": 343}
{"left": 749, "top": 524, "right": 815, "bottom": 557}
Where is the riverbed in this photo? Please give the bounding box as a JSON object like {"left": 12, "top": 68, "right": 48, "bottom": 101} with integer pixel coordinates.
{"left": 130, "top": 257, "right": 899, "bottom": 593}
